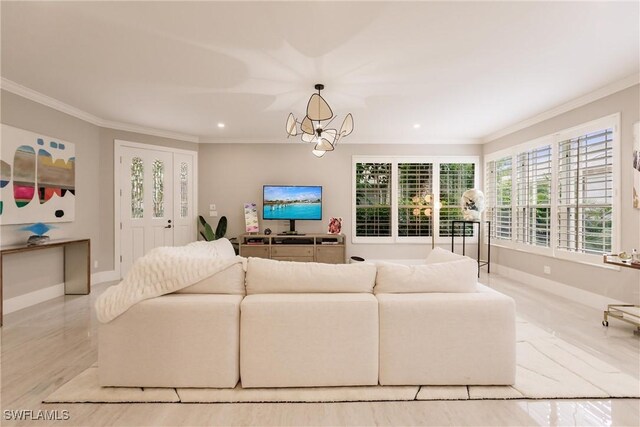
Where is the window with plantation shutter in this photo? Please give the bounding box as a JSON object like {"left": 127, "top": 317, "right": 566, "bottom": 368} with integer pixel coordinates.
{"left": 482, "top": 114, "right": 618, "bottom": 264}
{"left": 439, "top": 163, "right": 475, "bottom": 237}
{"left": 557, "top": 128, "right": 613, "bottom": 255}
{"left": 398, "top": 163, "right": 433, "bottom": 237}
{"left": 485, "top": 156, "right": 512, "bottom": 240}
{"left": 515, "top": 145, "right": 552, "bottom": 247}
{"left": 354, "top": 162, "right": 392, "bottom": 237}
{"left": 352, "top": 157, "right": 479, "bottom": 243}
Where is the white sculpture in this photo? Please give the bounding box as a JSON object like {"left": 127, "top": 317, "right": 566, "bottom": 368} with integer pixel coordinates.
{"left": 460, "top": 189, "right": 485, "bottom": 221}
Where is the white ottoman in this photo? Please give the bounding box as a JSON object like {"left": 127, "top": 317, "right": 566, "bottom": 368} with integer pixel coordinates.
{"left": 99, "top": 294, "right": 242, "bottom": 388}
{"left": 377, "top": 285, "right": 516, "bottom": 385}
{"left": 240, "top": 293, "right": 379, "bottom": 388}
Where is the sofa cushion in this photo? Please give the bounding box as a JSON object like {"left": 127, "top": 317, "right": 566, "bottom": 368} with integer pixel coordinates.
{"left": 245, "top": 257, "right": 376, "bottom": 294}
{"left": 426, "top": 247, "right": 467, "bottom": 264}
{"left": 187, "top": 238, "right": 236, "bottom": 259}
{"left": 99, "top": 294, "right": 242, "bottom": 388}
{"left": 175, "top": 262, "right": 245, "bottom": 295}
{"left": 240, "top": 293, "right": 379, "bottom": 387}
{"left": 377, "top": 284, "right": 516, "bottom": 385}
{"left": 374, "top": 258, "right": 478, "bottom": 294}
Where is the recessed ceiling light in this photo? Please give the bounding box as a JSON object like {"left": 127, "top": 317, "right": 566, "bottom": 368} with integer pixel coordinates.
{"left": 413, "top": 124, "right": 421, "bottom": 129}
{"left": 217, "top": 123, "right": 225, "bottom": 128}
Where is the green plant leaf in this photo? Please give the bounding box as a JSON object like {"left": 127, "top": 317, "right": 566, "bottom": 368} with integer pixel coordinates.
{"left": 215, "top": 216, "right": 227, "bottom": 240}
{"left": 198, "top": 215, "right": 215, "bottom": 241}
{"left": 203, "top": 223, "right": 215, "bottom": 241}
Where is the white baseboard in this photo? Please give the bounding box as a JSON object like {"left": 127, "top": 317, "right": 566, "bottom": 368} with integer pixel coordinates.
{"left": 3, "top": 283, "right": 65, "bottom": 315}
{"left": 2, "top": 270, "right": 119, "bottom": 317}
{"left": 91, "top": 270, "right": 120, "bottom": 285}
{"left": 492, "top": 263, "right": 626, "bottom": 311}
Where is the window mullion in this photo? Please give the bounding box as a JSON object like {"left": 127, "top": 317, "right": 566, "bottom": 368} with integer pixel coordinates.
{"left": 433, "top": 162, "right": 440, "bottom": 240}
{"left": 550, "top": 140, "right": 559, "bottom": 256}
{"left": 392, "top": 161, "right": 399, "bottom": 241}
{"left": 510, "top": 154, "right": 516, "bottom": 244}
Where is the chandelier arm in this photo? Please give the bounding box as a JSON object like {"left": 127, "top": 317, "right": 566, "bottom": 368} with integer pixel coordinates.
{"left": 322, "top": 115, "right": 337, "bottom": 129}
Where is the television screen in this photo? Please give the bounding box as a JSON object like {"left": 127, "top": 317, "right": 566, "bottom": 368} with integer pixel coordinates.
{"left": 263, "top": 185, "right": 322, "bottom": 220}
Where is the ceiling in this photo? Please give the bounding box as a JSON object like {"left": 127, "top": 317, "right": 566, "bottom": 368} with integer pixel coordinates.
{"left": 1, "top": 1, "right": 638, "bottom": 144}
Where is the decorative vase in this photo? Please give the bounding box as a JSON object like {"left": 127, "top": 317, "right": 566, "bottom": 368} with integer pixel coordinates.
{"left": 460, "top": 189, "right": 485, "bottom": 221}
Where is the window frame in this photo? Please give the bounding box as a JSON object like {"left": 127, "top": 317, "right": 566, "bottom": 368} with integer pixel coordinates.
{"left": 352, "top": 155, "right": 480, "bottom": 244}
{"left": 485, "top": 155, "right": 514, "bottom": 242}
{"left": 483, "top": 113, "right": 621, "bottom": 265}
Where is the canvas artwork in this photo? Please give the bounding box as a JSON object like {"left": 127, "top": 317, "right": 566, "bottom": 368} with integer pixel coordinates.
{"left": 244, "top": 202, "right": 259, "bottom": 233}
{"left": 0, "top": 125, "right": 76, "bottom": 224}
{"left": 328, "top": 217, "right": 342, "bottom": 234}
{"left": 633, "top": 121, "right": 640, "bottom": 209}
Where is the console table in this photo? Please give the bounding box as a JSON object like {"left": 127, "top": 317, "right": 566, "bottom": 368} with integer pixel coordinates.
{"left": 450, "top": 220, "right": 490, "bottom": 277}
{"left": 1, "top": 238, "right": 91, "bottom": 326}
{"left": 602, "top": 254, "right": 640, "bottom": 335}
{"left": 239, "top": 233, "right": 345, "bottom": 264}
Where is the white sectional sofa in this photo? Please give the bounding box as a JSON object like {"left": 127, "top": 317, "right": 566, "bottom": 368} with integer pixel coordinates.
{"left": 98, "top": 245, "right": 516, "bottom": 389}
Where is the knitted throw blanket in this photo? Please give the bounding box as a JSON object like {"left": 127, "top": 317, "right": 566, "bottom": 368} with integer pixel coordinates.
{"left": 95, "top": 242, "right": 245, "bottom": 323}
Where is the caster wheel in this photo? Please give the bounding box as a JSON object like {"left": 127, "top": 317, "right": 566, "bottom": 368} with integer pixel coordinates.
{"left": 602, "top": 320, "right": 609, "bottom": 327}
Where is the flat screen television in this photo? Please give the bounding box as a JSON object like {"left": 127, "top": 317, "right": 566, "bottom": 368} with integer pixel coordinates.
{"left": 263, "top": 185, "right": 322, "bottom": 233}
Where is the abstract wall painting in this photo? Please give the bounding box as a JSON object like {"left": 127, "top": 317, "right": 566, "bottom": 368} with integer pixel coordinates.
{"left": 0, "top": 125, "right": 76, "bottom": 224}
{"left": 634, "top": 121, "right": 640, "bottom": 210}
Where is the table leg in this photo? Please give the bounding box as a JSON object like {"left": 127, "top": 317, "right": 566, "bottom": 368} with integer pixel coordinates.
{"left": 487, "top": 221, "right": 491, "bottom": 273}
{"left": 64, "top": 241, "right": 90, "bottom": 295}
{"left": 477, "top": 223, "right": 480, "bottom": 278}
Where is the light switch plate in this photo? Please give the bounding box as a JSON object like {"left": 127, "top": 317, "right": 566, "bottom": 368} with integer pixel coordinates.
{"left": 209, "top": 204, "right": 216, "bottom": 210}
{"left": 210, "top": 210, "right": 218, "bottom": 217}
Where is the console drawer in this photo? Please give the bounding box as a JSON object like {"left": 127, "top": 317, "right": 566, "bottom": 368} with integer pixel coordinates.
{"left": 271, "top": 246, "right": 314, "bottom": 257}
{"left": 316, "top": 246, "right": 345, "bottom": 264}
{"left": 241, "top": 245, "right": 270, "bottom": 258}
{"left": 272, "top": 256, "right": 315, "bottom": 262}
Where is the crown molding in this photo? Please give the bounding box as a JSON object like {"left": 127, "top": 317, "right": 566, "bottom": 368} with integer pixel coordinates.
{"left": 8, "top": 72, "right": 633, "bottom": 147}
{"left": 198, "top": 136, "right": 482, "bottom": 145}
{"left": 0, "top": 78, "right": 200, "bottom": 143}
{"left": 482, "top": 73, "right": 640, "bottom": 143}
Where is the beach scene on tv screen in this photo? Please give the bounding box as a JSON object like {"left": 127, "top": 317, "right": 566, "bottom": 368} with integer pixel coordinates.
{"left": 264, "top": 186, "right": 322, "bottom": 220}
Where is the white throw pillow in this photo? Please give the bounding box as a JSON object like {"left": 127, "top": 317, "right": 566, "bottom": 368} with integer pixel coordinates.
{"left": 245, "top": 257, "right": 377, "bottom": 294}
{"left": 176, "top": 262, "right": 246, "bottom": 295}
{"left": 426, "top": 247, "right": 468, "bottom": 264}
{"left": 374, "top": 258, "right": 478, "bottom": 294}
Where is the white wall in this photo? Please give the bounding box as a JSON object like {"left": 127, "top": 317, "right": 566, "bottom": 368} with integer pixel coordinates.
{"left": 198, "top": 142, "right": 482, "bottom": 260}
{"left": 483, "top": 84, "right": 640, "bottom": 304}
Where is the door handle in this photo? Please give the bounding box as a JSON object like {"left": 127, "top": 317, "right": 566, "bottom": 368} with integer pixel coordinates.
{"left": 165, "top": 224, "right": 172, "bottom": 229}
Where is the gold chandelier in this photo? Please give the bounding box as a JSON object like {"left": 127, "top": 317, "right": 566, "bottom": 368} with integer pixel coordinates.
{"left": 286, "top": 84, "right": 354, "bottom": 158}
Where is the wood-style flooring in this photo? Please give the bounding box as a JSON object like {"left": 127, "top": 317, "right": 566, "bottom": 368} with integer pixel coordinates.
{"left": 1, "top": 272, "right": 638, "bottom": 426}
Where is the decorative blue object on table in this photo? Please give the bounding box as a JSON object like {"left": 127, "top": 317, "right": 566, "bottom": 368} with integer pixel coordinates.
{"left": 20, "top": 222, "right": 55, "bottom": 245}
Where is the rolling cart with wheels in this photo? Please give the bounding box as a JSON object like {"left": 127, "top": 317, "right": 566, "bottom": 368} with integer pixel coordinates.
{"left": 602, "top": 254, "right": 640, "bottom": 336}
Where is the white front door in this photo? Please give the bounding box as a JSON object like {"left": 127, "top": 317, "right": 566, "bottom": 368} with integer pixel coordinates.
{"left": 119, "top": 145, "right": 196, "bottom": 276}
